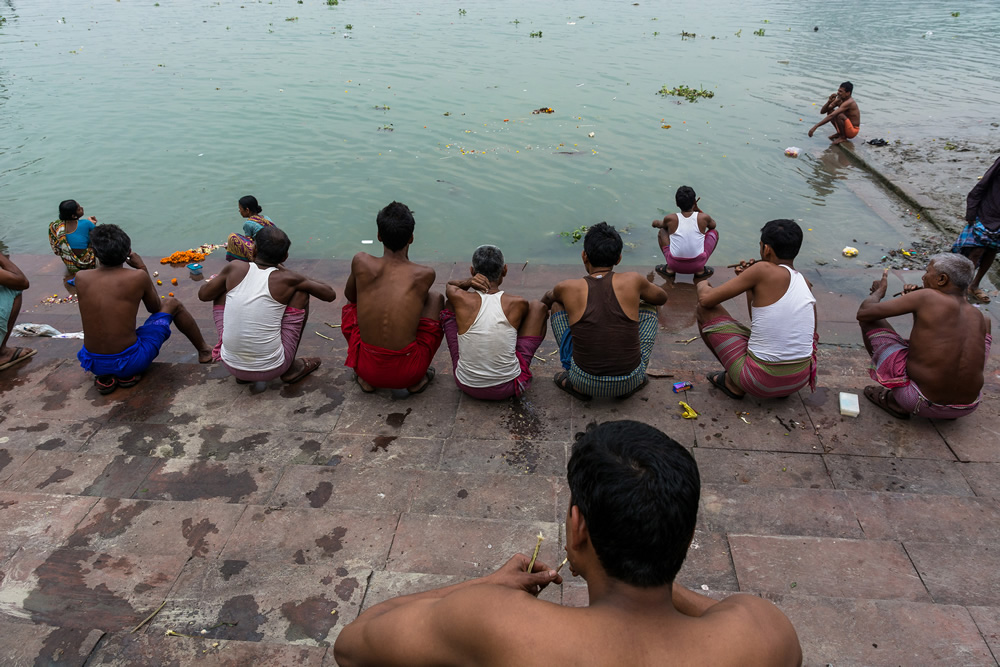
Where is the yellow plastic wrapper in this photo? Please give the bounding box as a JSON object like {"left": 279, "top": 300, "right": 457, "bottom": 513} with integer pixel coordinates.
{"left": 842, "top": 246, "right": 859, "bottom": 257}
{"left": 679, "top": 401, "right": 699, "bottom": 419}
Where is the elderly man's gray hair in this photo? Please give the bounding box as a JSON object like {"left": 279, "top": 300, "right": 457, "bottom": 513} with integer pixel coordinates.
{"left": 929, "top": 253, "right": 975, "bottom": 290}
{"left": 472, "top": 245, "right": 505, "bottom": 282}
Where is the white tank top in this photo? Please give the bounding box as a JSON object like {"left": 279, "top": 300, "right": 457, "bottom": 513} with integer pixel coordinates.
{"left": 455, "top": 292, "right": 521, "bottom": 388}
{"left": 668, "top": 211, "right": 706, "bottom": 259}
{"left": 220, "top": 264, "right": 287, "bottom": 371}
{"left": 748, "top": 265, "right": 816, "bottom": 362}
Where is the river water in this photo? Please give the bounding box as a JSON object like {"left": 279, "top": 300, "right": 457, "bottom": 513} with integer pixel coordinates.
{"left": 1, "top": 0, "right": 998, "bottom": 264}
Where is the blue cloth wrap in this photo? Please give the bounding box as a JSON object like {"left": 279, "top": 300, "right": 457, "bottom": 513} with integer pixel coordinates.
{"left": 78, "top": 312, "right": 172, "bottom": 377}
{"left": 0, "top": 284, "right": 20, "bottom": 339}
{"left": 66, "top": 218, "right": 96, "bottom": 250}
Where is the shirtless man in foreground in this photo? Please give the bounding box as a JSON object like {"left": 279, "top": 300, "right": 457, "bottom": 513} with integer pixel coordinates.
{"left": 334, "top": 420, "right": 803, "bottom": 667}
{"left": 342, "top": 201, "right": 443, "bottom": 394}
{"left": 808, "top": 81, "right": 860, "bottom": 145}
{"left": 75, "top": 224, "right": 211, "bottom": 394}
{"left": 857, "top": 255, "right": 992, "bottom": 419}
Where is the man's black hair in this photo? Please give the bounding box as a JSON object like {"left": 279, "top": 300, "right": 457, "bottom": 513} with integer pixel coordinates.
{"left": 675, "top": 186, "right": 697, "bottom": 211}
{"left": 59, "top": 200, "right": 80, "bottom": 221}
{"left": 760, "top": 219, "right": 803, "bottom": 260}
{"left": 840, "top": 81, "right": 853, "bottom": 94}
{"left": 90, "top": 224, "right": 131, "bottom": 267}
{"left": 472, "top": 245, "right": 505, "bottom": 282}
{"left": 377, "top": 201, "right": 415, "bottom": 252}
{"left": 583, "top": 222, "right": 623, "bottom": 267}
{"left": 568, "top": 420, "right": 700, "bottom": 587}
{"left": 239, "top": 195, "right": 262, "bottom": 214}
{"left": 255, "top": 225, "right": 291, "bottom": 265}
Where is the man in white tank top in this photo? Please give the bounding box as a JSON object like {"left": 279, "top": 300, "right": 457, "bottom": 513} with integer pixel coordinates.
{"left": 441, "top": 245, "right": 550, "bottom": 400}
{"left": 198, "top": 226, "right": 337, "bottom": 388}
{"left": 694, "top": 219, "right": 817, "bottom": 400}
{"left": 652, "top": 185, "right": 719, "bottom": 280}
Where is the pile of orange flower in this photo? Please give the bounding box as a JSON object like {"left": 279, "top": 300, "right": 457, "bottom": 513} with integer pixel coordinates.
{"left": 160, "top": 250, "right": 206, "bottom": 265}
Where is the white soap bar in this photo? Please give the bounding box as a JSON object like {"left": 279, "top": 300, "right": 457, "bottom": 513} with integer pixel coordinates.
{"left": 839, "top": 392, "right": 860, "bottom": 417}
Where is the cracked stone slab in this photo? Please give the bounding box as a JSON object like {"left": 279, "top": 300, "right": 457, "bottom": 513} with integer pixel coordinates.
{"left": 847, "top": 490, "right": 1000, "bottom": 545}
{"left": 904, "top": 542, "right": 1000, "bottom": 607}
{"left": 224, "top": 367, "right": 350, "bottom": 433}
{"left": 0, "top": 492, "right": 99, "bottom": 559}
{"left": 107, "top": 363, "right": 244, "bottom": 426}
{"left": 64, "top": 498, "right": 244, "bottom": 560}
{"left": 387, "top": 513, "right": 561, "bottom": 578}
{"left": 89, "top": 632, "right": 327, "bottom": 666}
{"left": 269, "top": 465, "right": 417, "bottom": 514}
{"left": 690, "top": 388, "right": 822, "bottom": 454}
{"left": 220, "top": 507, "right": 396, "bottom": 569}
{"left": 438, "top": 437, "right": 566, "bottom": 476}
{"left": 407, "top": 470, "right": 560, "bottom": 522}
{"left": 135, "top": 458, "right": 279, "bottom": 505}
{"left": 149, "top": 558, "right": 369, "bottom": 647}
{"left": 729, "top": 535, "right": 929, "bottom": 602}
{"left": 824, "top": 454, "right": 974, "bottom": 496}
{"left": 0, "top": 546, "right": 190, "bottom": 631}
{"left": 1, "top": 451, "right": 156, "bottom": 498}
{"left": 332, "top": 375, "right": 460, "bottom": 439}
{"left": 0, "top": 619, "right": 103, "bottom": 667}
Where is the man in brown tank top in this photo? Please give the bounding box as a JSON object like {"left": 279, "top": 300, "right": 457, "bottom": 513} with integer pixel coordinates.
{"left": 542, "top": 223, "right": 667, "bottom": 400}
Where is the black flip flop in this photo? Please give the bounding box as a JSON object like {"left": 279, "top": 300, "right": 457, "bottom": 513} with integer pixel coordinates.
{"left": 408, "top": 366, "right": 436, "bottom": 395}
{"left": 864, "top": 385, "right": 909, "bottom": 420}
{"left": 694, "top": 266, "right": 715, "bottom": 280}
{"left": 616, "top": 375, "right": 649, "bottom": 400}
{"left": 655, "top": 264, "right": 676, "bottom": 279}
{"left": 707, "top": 371, "right": 743, "bottom": 400}
{"left": 554, "top": 370, "right": 592, "bottom": 401}
{"left": 95, "top": 375, "right": 117, "bottom": 395}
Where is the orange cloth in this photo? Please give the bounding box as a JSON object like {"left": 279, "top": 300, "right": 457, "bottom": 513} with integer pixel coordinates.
{"left": 844, "top": 117, "right": 860, "bottom": 139}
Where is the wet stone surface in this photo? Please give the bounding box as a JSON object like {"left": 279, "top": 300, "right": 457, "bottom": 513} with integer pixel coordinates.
{"left": 0, "top": 256, "right": 998, "bottom": 664}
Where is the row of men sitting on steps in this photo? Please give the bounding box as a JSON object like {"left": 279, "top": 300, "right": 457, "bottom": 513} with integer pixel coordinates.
{"left": 7, "top": 199, "right": 986, "bottom": 420}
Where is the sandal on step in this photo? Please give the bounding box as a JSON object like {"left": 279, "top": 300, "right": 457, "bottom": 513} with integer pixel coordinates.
{"left": 407, "top": 367, "right": 436, "bottom": 395}
{"left": 95, "top": 375, "right": 117, "bottom": 395}
{"left": 554, "top": 370, "right": 592, "bottom": 401}
{"left": 117, "top": 375, "right": 142, "bottom": 388}
{"left": 282, "top": 357, "right": 321, "bottom": 384}
{"left": 707, "top": 371, "right": 744, "bottom": 400}
{"left": 694, "top": 266, "right": 715, "bottom": 280}
{"left": 970, "top": 287, "right": 991, "bottom": 303}
{"left": 654, "top": 264, "right": 676, "bottom": 279}
{"left": 0, "top": 347, "right": 36, "bottom": 372}
{"left": 616, "top": 375, "right": 649, "bottom": 400}
{"left": 864, "top": 385, "right": 910, "bottom": 420}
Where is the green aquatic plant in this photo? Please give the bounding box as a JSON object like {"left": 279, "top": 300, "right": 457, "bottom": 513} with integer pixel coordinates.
{"left": 285, "top": 16, "right": 298, "bottom": 21}
{"left": 345, "top": 24, "right": 352, "bottom": 29}
{"left": 374, "top": 104, "right": 389, "bottom": 110}
{"left": 530, "top": 30, "right": 542, "bottom": 37}
{"left": 458, "top": 8, "right": 466, "bottom": 15}
{"left": 680, "top": 31, "right": 695, "bottom": 38}
{"left": 753, "top": 28, "right": 765, "bottom": 36}
{"left": 734, "top": 28, "right": 742, "bottom": 37}
{"left": 658, "top": 84, "right": 715, "bottom": 103}
{"left": 327, "top": 0, "right": 338, "bottom": 5}
{"left": 951, "top": 11, "right": 960, "bottom": 17}
{"left": 511, "top": 19, "right": 520, "bottom": 25}
{"left": 560, "top": 226, "right": 589, "bottom": 243}
{"left": 653, "top": 31, "right": 659, "bottom": 36}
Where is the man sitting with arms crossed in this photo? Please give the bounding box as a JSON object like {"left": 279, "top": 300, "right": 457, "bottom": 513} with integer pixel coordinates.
{"left": 334, "top": 419, "right": 803, "bottom": 667}
{"left": 198, "top": 226, "right": 336, "bottom": 389}
{"left": 857, "top": 256, "right": 991, "bottom": 419}
{"left": 696, "top": 219, "right": 817, "bottom": 399}
{"left": 75, "top": 224, "right": 212, "bottom": 394}
{"left": 342, "top": 201, "right": 443, "bottom": 395}
{"left": 543, "top": 222, "right": 667, "bottom": 400}
{"left": 441, "top": 244, "right": 549, "bottom": 400}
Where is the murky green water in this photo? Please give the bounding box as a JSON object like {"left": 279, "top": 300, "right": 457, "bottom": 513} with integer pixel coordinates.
{"left": 2, "top": 0, "right": 998, "bottom": 264}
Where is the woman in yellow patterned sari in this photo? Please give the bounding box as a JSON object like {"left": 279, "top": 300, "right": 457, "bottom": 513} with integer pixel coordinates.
{"left": 226, "top": 195, "right": 274, "bottom": 262}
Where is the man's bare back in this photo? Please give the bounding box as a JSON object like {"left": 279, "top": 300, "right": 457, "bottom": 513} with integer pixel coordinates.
{"left": 345, "top": 252, "right": 436, "bottom": 350}
{"left": 76, "top": 254, "right": 159, "bottom": 355}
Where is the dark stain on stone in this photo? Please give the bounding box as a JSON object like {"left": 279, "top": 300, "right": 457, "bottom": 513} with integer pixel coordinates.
{"left": 325, "top": 455, "right": 343, "bottom": 467}
{"left": 213, "top": 594, "right": 267, "bottom": 642}
{"left": 197, "top": 425, "right": 270, "bottom": 461}
{"left": 299, "top": 439, "right": 322, "bottom": 459}
{"left": 133, "top": 583, "right": 154, "bottom": 594}
{"left": 385, "top": 408, "right": 412, "bottom": 428}
{"left": 67, "top": 499, "right": 149, "bottom": 548}
{"left": 81, "top": 455, "right": 155, "bottom": 497}
{"left": 23, "top": 547, "right": 139, "bottom": 628}
{"left": 9, "top": 422, "right": 49, "bottom": 433}
{"left": 0, "top": 500, "right": 17, "bottom": 510}
{"left": 336, "top": 567, "right": 348, "bottom": 577}
{"left": 293, "top": 549, "right": 307, "bottom": 565}
{"left": 36, "top": 466, "right": 74, "bottom": 490}
{"left": 220, "top": 559, "right": 249, "bottom": 581}
{"left": 457, "top": 489, "right": 469, "bottom": 499}
{"left": 36, "top": 438, "right": 67, "bottom": 451}
{"left": 320, "top": 575, "right": 333, "bottom": 585}
{"left": 334, "top": 577, "right": 359, "bottom": 602}
{"left": 92, "top": 554, "right": 131, "bottom": 573}
{"left": 802, "top": 386, "right": 829, "bottom": 407}
{"left": 280, "top": 595, "right": 338, "bottom": 644}
{"left": 146, "top": 460, "right": 258, "bottom": 503}
{"left": 502, "top": 438, "right": 541, "bottom": 474}
{"left": 313, "top": 384, "right": 346, "bottom": 418}
{"left": 306, "top": 481, "right": 333, "bottom": 509}
{"left": 34, "top": 626, "right": 104, "bottom": 667}
{"left": 181, "top": 517, "right": 219, "bottom": 558}
{"left": 371, "top": 435, "right": 397, "bottom": 452}
{"left": 315, "top": 526, "right": 347, "bottom": 556}
{"left": 115, "top": 424, "right": 183, "bottom": 457}
{"left": 501, "top": 396, "right": 545, "bottom": 441}
{"left": 0, "top": 449, "right": 12, "bottom": 476}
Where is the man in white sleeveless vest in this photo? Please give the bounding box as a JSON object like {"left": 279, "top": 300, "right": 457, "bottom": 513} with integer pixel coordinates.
{"left": 198, "top": 226, "right": 336, "bottom": 388}
{"left": 695, "top": 219, "right": 817, "bottom": 400}
{"left": 440, "top": 245, "right": 549, "bottom": 400}
{"left": 653, "top": 185, "right": 719, "bottom": 280}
